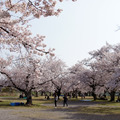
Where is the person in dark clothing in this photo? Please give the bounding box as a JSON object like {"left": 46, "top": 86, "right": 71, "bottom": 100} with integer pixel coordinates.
{"left": 63, "top": 94, "right": 68, "bottom": 107}
{"left": 54, "top": 94, "right": 58, "bottom": 107}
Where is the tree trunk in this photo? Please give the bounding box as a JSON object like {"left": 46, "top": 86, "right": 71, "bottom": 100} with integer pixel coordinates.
{"left": 41, "top": 91, "right": 44, "bottom": 96}
{"left": 72, "top": 92, "right": 76, "bottom": 98}
{"left": 118, "top": 93, "right": 120, "bottom": 100}
{"left": 78, "top": 91, "right": 81, "bottom": 97}
{"left": 56, "top": 88, "right": 61, "bottom": 100}
{"left": 110, "top": 91, "right": 115, "bottom": 102}
{"left": 49, "top": 92, "right": 52, "bottom": 96}
{"left": 92, "top": 87, "right": 97, "bottom": 101}
{"left": 26, "top": 91, "right": 32, "bottom": 105}
{"left": 35, "top": 91, "right": 38, "bottom": 97}
{"left": 92, "top": 92, "right": 97, "bottom": 100}
{"left": 75, "top": 90, "right": 78, "bottom": 99}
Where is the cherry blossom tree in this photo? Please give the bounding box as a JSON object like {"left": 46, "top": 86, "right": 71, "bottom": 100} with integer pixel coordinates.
{"left": 0, "top": 0, "right": 76, "bottom": 57}
{"left": 0, "top": 55, "right": 56, "bottom": 105}
{"left": 63, "top": 43, "right": 120, "bottom": 101}
{"left": 0, "top": 0, "right": 76, "bottom": 39}
{"left": 88, "top": 43, "right": 120, "bottom": 101}
{"left": 36, "top": 57, "right": 67, "bottom": 99}
{"left": 64, "top": 62, "right": 88, "bottom": 98}
{"left": 67, "top": 44, "right": 116, "bottom": 100}
{"left": 0, "top": 0, "right": 77, "bottom": 105}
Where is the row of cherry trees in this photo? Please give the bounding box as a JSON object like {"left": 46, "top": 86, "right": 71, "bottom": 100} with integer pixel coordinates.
{"left": 0, "top": 0, "right": 76, "bottom": 105}
{"left": 0, "top": 0, "right": 120, "bottom": 105}
{"left": 1, "top": 43, "right": 120, "bottom": 104}
{"left": 68, "top": 43, "right": 120, "bottom": 101}
{"left": 0, "top": 54, "right": 67, "bottom": 104}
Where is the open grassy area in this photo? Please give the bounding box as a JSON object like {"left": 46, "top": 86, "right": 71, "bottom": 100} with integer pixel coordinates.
{"left": 73, "top": 106, "right": 120, "bottom": 115}
{"left": 0, "top": 96, "right": 53, "bottom": 108}
{"left": 0, "top": 95, "right": 120, "bottom": 120}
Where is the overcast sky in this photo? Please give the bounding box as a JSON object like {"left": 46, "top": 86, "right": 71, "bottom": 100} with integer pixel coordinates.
{"left": 30, "top": 0, "right": 120, "bottom": 67}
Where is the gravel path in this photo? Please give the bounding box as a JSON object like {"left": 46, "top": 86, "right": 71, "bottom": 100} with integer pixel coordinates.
{"left": 0, "top": 109, "right": 30, "bottom": 120}
{"left": 0, "top": 101, "right": 120, "bottom": 120}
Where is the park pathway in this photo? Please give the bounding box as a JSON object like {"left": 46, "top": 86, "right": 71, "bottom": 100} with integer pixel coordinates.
{"left": 0, "top": 100, "right": 120, "bottom": 120}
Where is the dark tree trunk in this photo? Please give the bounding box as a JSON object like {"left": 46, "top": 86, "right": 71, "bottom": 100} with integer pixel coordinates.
{"left": 34, "top": 91, "right": 38, "bottom": 97}
{"left": 72, "top": 91, "right": 77, "bottom": 98}
{"left": 75, "top": 90, "right": 78, "bottom": 99}
{"left": 49, "top": 92, "right": 52, "bottom": 96}
{"left": 41, "top": 91, "right": 44, "bottom": 96}
{"left": 92, "top": 92, "right": 97, "bottom": 100}
{"left": 92, "top": 87, "right": 97, "bottom": 101}
{"left": 56, "top": 88, "right": 61, "bottom": 100}
{"left": 110, "top": 91, "right": 115, "bottom": 102}
{"left": 78, "top": 91, "right": 81, "bottom": 97}
{"left": 118, "top": 93, "right": 120, "bottom": 100}
{"left": 26, "top": 91, "right": 32, "bottom": 105}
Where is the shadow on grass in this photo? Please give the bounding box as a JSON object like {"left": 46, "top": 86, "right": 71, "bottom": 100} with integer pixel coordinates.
{"left": 65, "top": 113, "right": 120, "bottom": 120}
{"left": 0, "top": 97, "right": 53, "bottom": 108}
{"left": 43, "top": 106, "right": 120, "bottom": 120}
{"left": 43, "top": 100, "right": 120, "bottom": 120}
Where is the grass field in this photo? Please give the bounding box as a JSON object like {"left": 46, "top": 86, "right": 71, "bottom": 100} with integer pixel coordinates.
{"left": 0, "top": 95, "right": 120, "bottom": 120}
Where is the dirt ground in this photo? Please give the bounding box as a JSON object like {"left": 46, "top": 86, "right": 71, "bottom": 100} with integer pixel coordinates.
{"left": 0, "top": 100, "right": 120, "bottom": 120}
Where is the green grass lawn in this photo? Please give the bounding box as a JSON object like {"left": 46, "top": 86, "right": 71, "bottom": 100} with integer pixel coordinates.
{"left": 0, "top": 96, "right": 53, "bottom": 108}
{"left": 74, "top": 105, "right": 120, "bottom": 115}
{"left": 0, "top": 95, "right": 120, "bottom": 120}
{"left": 0, "top": 95, "right": 120, "bottom": 115}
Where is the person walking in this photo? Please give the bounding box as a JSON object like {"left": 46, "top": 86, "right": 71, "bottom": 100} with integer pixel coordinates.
{"left": 54, "top": 94, "right": 58, "bottom": 108}
{"left": 63, "top": 94, "right": 68, "bottom": 107}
